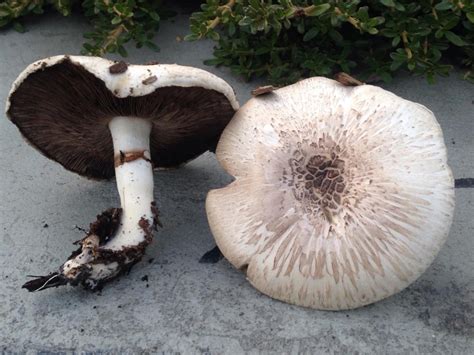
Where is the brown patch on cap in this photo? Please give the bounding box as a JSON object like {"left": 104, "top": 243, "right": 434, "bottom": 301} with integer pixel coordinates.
{"left": 251, "top": 85, "right": 277, "bottom": 96}
{"left": 109, "top": 61, "right": 128, "bottom": 74}
{"left": 142, "top": 76, "right": 157, "bottom": 85}
{"left": 7, "top": 59, "right": 236, "bottom": 179}
{"left": 334, "top": 72, "right": 364, "bottom": 86}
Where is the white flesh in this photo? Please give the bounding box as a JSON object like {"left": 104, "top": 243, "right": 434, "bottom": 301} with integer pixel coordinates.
{"left": 62, "top": 116, "right": 154, "bottom": 275}
{"left": 107, "top": 116, "right": 154, "bottom": 249}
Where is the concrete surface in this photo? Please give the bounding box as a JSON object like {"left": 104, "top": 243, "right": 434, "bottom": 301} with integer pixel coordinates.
{"left": 1, "top": 9, "right": 473, "bottom": 354}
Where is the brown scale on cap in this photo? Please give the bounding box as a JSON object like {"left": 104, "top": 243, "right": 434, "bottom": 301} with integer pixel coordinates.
{"left": 109, "top": 61, "right": 128, "bottom": 74}
{"left": 334, "top": 72, "right": 364, "bottom": 86}
{"left": 142, "top": 76, "right": 158, "bottom": 85}
{"left": 283, "top": 144, "right": 347, "bottom": 222}
{"left": 251, "top": 85, "right": 277, "bottom": 96}
{"left": 7, "top": 59, "right": 236, "bottom": 180}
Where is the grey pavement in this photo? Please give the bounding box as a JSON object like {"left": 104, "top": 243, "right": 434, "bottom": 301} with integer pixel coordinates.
{"left": 0, "top": 10, "right": 473, "bottom": 354}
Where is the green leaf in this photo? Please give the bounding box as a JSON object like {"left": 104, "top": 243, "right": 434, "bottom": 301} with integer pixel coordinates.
{"left": 145, "top": 41, "right": 159, "bottom": 51}
{"left": 208, "top": 31, "right": 220, "bottom": 41}
{"left": 303, "top": 27, "right": 319, "bottom": 42}
{"left": 467, "top": 12, "right": 474, "bottom": 24}
{"left": 203, "top": 58, "right": 223, "bottom": 66}
{"left": 118, "top": 45, "right": 128, "bottom": 57}
{"left": 390, "top": 60, "right": 404, "bottom": 71}
{"left": 394, "top": 3, "right": 405, "bottom": 11}
{"left": 435, "top": 2, "right": 452, "bottom": 10}
{"left": 305, "top": 4, "right": 331, "bottom": 17}
{"left": 111, "top": 17, "right": 122, "bottom": 25}
{"left": 380, "top": 0, "right": 395, "bottom": 7}
{"left": 367, "top": 27, "right": 379, "bottom": 35}
{"left": 239, "top": 16, "right": 252, "bottom": 26}
{"left": 13, "top": 22, "right": 25, "bottom": 33}
{"left": 82, "top": 42, "right": 95, "bottom": 52}
{"left": 445, "top": 31, "right": 468, "bottom": 46}
{"left": 379, "top": 71, "right": 392, "bottom": 83}
{"left": 328, "top": 29, "right": 343, "bottom": 43}
{"left": 149, "top": 11, "right": 160, "bottom": 21}
{"left": 228, "top": 22, "right": 236, "bottom": 36}
{"left": 184, "top": 33, "right": 199, "bottom": 41}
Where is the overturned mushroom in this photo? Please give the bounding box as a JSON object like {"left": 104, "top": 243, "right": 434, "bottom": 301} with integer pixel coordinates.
{"left": 6, "top": 55, "right": 238, "bottom": 291}
{"left": 206, "top": 77, "right": 454, "bottom": 310}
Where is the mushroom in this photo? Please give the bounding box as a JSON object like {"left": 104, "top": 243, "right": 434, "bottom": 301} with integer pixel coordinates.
{"left": 206, "top": 77, "right": 454, "bottom": 310}
{"left": 6, "top": 55, "right": 238, "bottom": 291}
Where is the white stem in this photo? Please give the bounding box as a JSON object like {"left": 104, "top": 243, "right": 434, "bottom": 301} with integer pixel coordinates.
{"left": 60, "top": 116, "right": 155, "bottom": 286}
{"left": 106, "top": 116, "right": 154, "bottom": 250}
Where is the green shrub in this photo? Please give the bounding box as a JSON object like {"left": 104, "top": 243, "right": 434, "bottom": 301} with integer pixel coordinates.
{"left": 188, "top": 0, "right": 474, "bottom": 84}
{"left": 1, "top": 1, "right": 473, "bottom": 84}
{"left": 0, "top": 0, "right": 172, "bottom": 56}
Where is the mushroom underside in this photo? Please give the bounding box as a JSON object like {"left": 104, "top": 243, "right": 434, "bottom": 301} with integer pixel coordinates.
{"left": 7, "top": 60, "right": 235, "bottom": 179}
{"left": 8, "top": 56, "right": 239, "bottom": 292}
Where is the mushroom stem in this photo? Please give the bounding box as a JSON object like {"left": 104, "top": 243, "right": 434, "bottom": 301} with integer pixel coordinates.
{"left": 107, "top": 116, "right": 154, "bottom": 249}
{"left": 23, "top": 117, "right": 157, "bottom": 291}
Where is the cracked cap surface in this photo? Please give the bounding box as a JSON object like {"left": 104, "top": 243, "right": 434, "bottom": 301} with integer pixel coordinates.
{"left": 206, "top": 77, "right": 455, "bottom": 310}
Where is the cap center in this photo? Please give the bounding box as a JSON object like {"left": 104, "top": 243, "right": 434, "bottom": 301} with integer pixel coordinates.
{"left": 283, "top": 146, "right": 347, "bottom": 221}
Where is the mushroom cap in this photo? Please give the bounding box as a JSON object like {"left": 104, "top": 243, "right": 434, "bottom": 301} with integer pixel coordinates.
{"left": 6, "top": 55, "right": 239, "bottom": 179}
{"left": 206, "top": 77, "right": 454, "bottom": 310}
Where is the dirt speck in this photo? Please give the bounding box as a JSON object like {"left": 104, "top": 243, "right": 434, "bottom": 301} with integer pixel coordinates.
{"left": 142, "top": 76, "right": 158, "bottom": 85}
{"left": 251, "top": 85, "right": 276, "bottom": 96}
{"left": 334, "top": 72, "right": 364, "bottom": 86}
{"left": 109, "top": 61, "right": 128, "bottom": 74}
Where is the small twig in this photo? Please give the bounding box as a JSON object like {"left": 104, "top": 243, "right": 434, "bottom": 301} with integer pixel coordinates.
{"left": 401, "top": 31, "right": 413, "bottom": 59}
{"left": 203, "top": 0, "right": 236, "bottom": 36}
{"left": 99, "top": 24, "right": 126, "bottom": 56}
{"left": 334, "top": 72, "right": 364, "bottom": 86}
{"left": 334, "top": 7, "right": 360, "bottom": 30}
{"left": 251, "top": 85, "right": 277, "bottom": 96}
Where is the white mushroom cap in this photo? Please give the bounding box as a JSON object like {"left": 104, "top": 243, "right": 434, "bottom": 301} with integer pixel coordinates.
{"left": 206, "top": 77, "right": 454, "bottom": 310}
{"left": 6, "top": 55, "right": 239, "bottom": 112}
